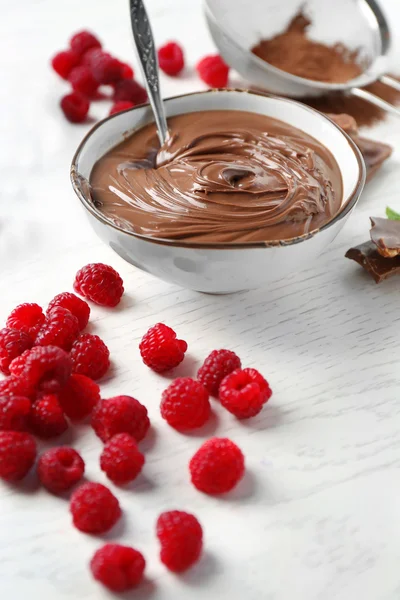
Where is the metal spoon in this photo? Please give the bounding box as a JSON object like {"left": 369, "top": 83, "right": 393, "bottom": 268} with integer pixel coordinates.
{"left": 129, "top": 0, "right": 169, "bottom": 144}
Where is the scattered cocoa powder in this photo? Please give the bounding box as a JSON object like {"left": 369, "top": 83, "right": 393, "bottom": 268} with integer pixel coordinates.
{"left": 251, "top": 11, "right": 400, "bottom": 127}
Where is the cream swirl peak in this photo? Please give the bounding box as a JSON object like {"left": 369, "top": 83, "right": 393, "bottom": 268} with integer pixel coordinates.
{"left": 90, "top": 110, "right": 342, "bottom": 243}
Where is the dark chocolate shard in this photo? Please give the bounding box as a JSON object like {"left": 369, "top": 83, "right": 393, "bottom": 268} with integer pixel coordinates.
{"left": 370, "top": 216, "right": 400, "bottom": 258}
{"left": 345, "top": 240, "right": 400, "bottom": 283}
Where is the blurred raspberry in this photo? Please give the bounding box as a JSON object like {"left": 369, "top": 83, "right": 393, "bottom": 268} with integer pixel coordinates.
{"left": 109, "top": 101, "right": 134, "bottom": 116}
{"left": 69, "top": 66, "right": 99, "bottom": 97}
{"left": 38, "top": 447, "right": 84, "bottom": 494}
{"left": 100, "top": 433, "right": 144, "bottom": 485}
{"left": 139, "top": 323, "right": 187, "bottom": 373}
{"left": 158, "top": 42, "right": 184, "bottom": 76}
{"left": 51, "top": 49, "right": 80, "bottom": 79}
{"left": 47, "top": 292, "right": 90, "bottom": 331}
{"left": 70, "top": 482, "right": 121, "bottom": 533}
{"left": 92, "top": 395, "right": 150, "bottom": 443}
{"left": 6, "top": 303, "right": 45, "bottom": 341}
{"left": 197, "top": 55, "right": 229, "bottom": 87}
{"left": 0, "top": 327, "right": 33, "bottom": 375}
{"left": 30, "top": 395, "right": 68, "bottom": 439}
{"left": 90, "top": 51, "right": 123, "bottom": 84}
{"left": 58, "top": 373, "right": 100, "bottom": 420}
{"left": 0, "top": 431, "right": 36, "bottom": 481}
{"left": 118, "top": 62, "right": 135, "bottom": 80}
{"left": 35, "top": 307, "right": 80, "bottom": 351}
{"left": 160, "top": 377, "right": 210, "bottom": 430}
{"left": 70, "top": 31, "right": 101, "bottom": 57}
{"left": 74, "top": 263, "right": 124, "bottom": 307}
{"left": 70, "top": 333, "right": 110, "bottom": 380}
{"left": 0, "top": 395, "right": 31, "bottom": 431}
{"left": 90, "top": 544, "right": 145, "bottom": 592}
{"left": 157, "top": 510, "right": 203, "bottom": 572}
{"left": 60, "top": 92, "right": 90, "bottom": 123}
{"left": 113, "top": 79, "right": 148, "bottom": 105}
{"left": 0, "top": 375, "right": 34, "bottom": 399}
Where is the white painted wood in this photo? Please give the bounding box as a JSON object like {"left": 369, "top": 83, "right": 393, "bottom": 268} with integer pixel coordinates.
{"left": 1, "top": 0, "right": 400, "bottom": 598}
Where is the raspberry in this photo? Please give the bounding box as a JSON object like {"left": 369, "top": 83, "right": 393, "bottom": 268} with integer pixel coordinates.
{"left": 197, "top": 55, "right": 229, "bottom": 88}
{"left": 0, "top": 327, "right": 33, "bottom": 375}
{"left": 0, "top": 375, "right": 34, "bottom": 399}
{"left": 158, "top": 42, "right": 185, "bottom": 76}
{"left": 70, "top": 333, "right": 110, "bottom": 380}
{"left": 0, "top": 431, "right": 36, "bottom": 481}
{"left": 58, "top": 373, "right": 100, "bottom": 420}
{"left": 0, "top": 395, "right": 31, "bottom": 431}
{"left": 35, "top": 307, "right": 80, "bottom": 351}
{"left": 118, "top": 62, "right": 134, "bottom": 80}
{"left": 90, "top": 544, "right": 145, "bottom": 592}
{"left": 112, "top": 79, "right": 148, "bottom": 105}
{"left": 51, "top": 49, "right": 80, "bottom": 79}
{"left": 70, "top": 482, "right": 121, "bottom": 534}
{"left": 6, "top": 303, "right": 45, "bottom": 341}
{"left": 100, "top": 433, "right": 144, "bottom": 485}
{"left": 38, "top": 447, "right": 84, "bottom": 494}
{"left": 90, "top": 51, "right": 123, "bottom": 84}
{"left": 197, "top": 349, "right": 241, "bottom": 396}
{"left": 19, "top": 346, "right": 72, "bottom": 393}
{"left": 160, "top": 378, "right": 210, "bottom": 430}
{"left": 30, "top": 395, "right": 68, "bottom": 438}
{"left": 81, "top": 47, "right": 102, "bottom": 67}
{"left": 60, "top": 92, "right": 90, "bottom": 123}
{"left": 74, "top": 263, "right": 124, "bottom": 307}
{"left": 109, "top": 101, "right": 134, "bottom": 116}
{"left": 69, "top": 66, "right": 99, "bottom": 97}
{"left": 92, "top": 395, "right": 149, "bottom": 443}
{"left": 219, "top": 368, "right": 272, "bottom": 419}
{"left": 139, "top": 323, "right": 187, "bottom": 373}
{"left": 8, "top": 349, "right": 31, "bottom": 378}
{"left": 70, "top": 30, "right": 101, "bottom": 56}
{"left": 189, "top": 438, "right": 245, "bottom": 494}
{"left": 47, "top": 292, "right": 90, "bottom": 330}
{"left": 156, "top": 511, "right": 203, "bottom": 572}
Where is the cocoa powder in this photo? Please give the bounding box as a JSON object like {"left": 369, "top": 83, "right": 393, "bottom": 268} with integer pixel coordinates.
{"left": 252, "top": 11, "right": 400, "bottom": 126}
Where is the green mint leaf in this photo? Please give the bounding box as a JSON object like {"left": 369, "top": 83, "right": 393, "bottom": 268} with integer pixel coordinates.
{"left": 386, "top": 207, "right": 400, "bottom": 220}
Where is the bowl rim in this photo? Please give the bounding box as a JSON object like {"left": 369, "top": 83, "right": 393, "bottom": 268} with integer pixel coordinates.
{"left": 203, "top": 0, "right": 390, "bottom": 92}
{"left": 71, "top": 88, "right": 366, "bottom": 250}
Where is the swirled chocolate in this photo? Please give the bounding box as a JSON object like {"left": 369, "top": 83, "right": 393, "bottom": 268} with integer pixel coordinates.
{"left": 90, "top": 110, "right": 342, "bottom": 243}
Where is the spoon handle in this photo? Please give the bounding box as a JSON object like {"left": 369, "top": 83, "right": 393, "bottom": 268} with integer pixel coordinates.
{"left": 129, "top": 0, "right": 169, "bottom": 144}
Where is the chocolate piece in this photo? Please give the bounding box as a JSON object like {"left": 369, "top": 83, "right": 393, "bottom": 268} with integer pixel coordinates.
{"left": 328, "top": 113, "right": 392, "bottom": 182}
{"left": 370, "top": 217, "right": 400, "bottom": 257}
{"left": 345, "top": 241, "right": 400, "bottom": 283}
{"left": 90, "top": 110, "right": 342, "bottom": 244}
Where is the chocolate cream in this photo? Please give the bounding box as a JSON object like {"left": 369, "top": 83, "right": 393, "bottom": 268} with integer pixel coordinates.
{"left": 90, "top": 110, "right": 343, "bottom": 244}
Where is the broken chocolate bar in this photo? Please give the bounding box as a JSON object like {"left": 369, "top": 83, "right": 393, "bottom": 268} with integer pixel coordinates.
{"left": 345, "top": 241, "right": 400, "bottom": 283}
{"left": 370, "top": 217, "right": 400, "bottom": 258}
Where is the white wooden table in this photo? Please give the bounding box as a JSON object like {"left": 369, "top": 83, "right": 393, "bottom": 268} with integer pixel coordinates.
{"left": 2, "top": 1, "right": 400, "bottom": 598}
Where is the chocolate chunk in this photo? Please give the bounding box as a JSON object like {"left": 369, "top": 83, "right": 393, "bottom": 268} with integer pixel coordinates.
{"left": 345, "top": 241, "right": 400, "bottom": 283}
{"left": 370, "top": 216, "right": 400, "bottom": 257}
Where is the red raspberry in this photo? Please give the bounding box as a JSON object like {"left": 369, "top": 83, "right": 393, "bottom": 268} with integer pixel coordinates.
{"left": 0, "top": 375, "right": 34, "bottom": 399}
{"left": 35, "top": 307, "right": 80, "bottom": 351}
{"left": 70, "top": 30, "right": 101, "bottom": 56}
{"left": 189, "top": 437, "right": 245, "bottom": 494}
{"left": 92, "top": 395, "right": 149, "bottom": 443}
{"left": 60, "top": 92, "right": 90, "bottom": 123}
{"left": 100, "top": 433, "right": 144, "bottom": 485}
{"left": 38, "top": 447, "right": 85, "bottom": 494}
{"left": 156, "top": 510, "right": 203, "bottom": 572}
{"left": 70, "top": 333, "right": 110, "bottom": 380}
{"left": 161, "top": 378, "right": 210, "bottom": 430}
{"left": 0, "top": 327, "right": 33, "bottom": 375}
{"left": 118, "top": 62, "right": 135, "bottom": 80}
{"left": 47, "top": 292, "right": 90, "bottom": 331}
{"left": 197, "top": 349, "right": 241, "bottom": 396}
{"left": 90, "top": 544, "right": 145, "bottom": 592}
{"left": 58, "top": 373, "right": 100, "bottom": 420}
{"left": 139, "top": 323, "right": 187, "bottom": 373}
{"left": 6, "top": 303, "right": 45, "bottom": 341}
{"left": 219, "top": 368, "right": 272, "bottom": 419}
{"left": 9, "top": 349, "right": 31, "bottom": 378}
{"left": 158, "top": 42, "right": 184, "bottom": 76}
{"left": 112, "top": 79, "right": 148, "bottom": 105}
{"left": 90, "top": 51, "right": 123, "bottom": 84}
{"left": 74, "top": 263, "right": 124, "bottom": 307}
{"left": 81, "top": 47, "right": 102, "bottom": 67}
{"left": 51, "top": 49, "right": 80, "bottom": 79}
{"left": 30, "top": 395, "right": 68, "bottom": 439}
{"left": 197, "top": 55, "right": 229, "bottom": 88}
{"left": 109, "top": 101, "right": 134, "bottom": 116}
{"left": 0, "top": 431, "right": 36, "bottom": 481}
{"left": 19, "top": 345, "right": 72, "bottom": 393}
{"left": 69, "top": 66, "right": 99, "bottom": 97}
{"left": 0, "top": 395, "right": 31, "bottom": 431}
{"left": 70, "top": 482, "right": 121, "bottom": 534}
